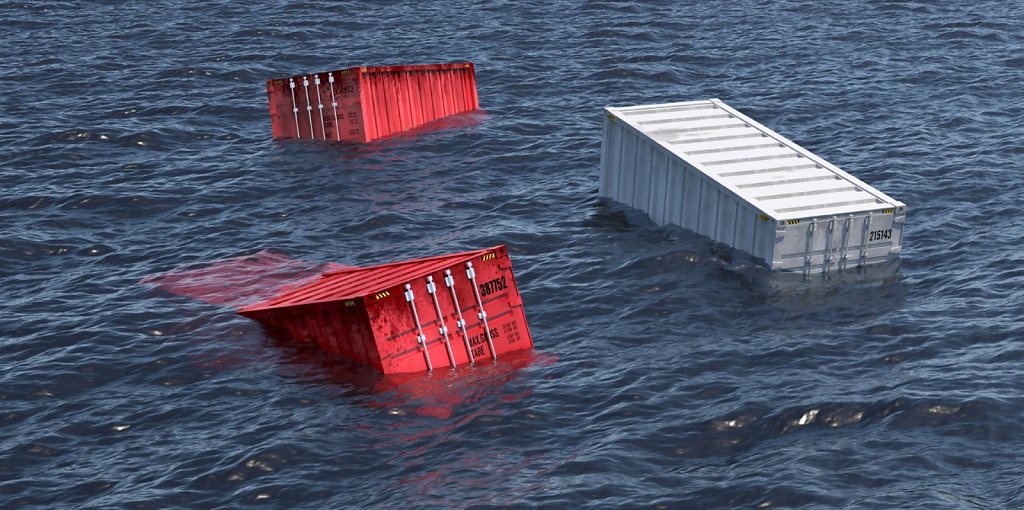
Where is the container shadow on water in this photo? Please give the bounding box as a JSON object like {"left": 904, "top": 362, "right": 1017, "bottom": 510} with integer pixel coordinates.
{"left": 140, "top": 252, "right": 563, "bottom": 509}
{"left": 270, "top": 109, "right": 488, "bottom": 157}
{"left": 258, "top": 339, "right": 566, "bottom": 509}
{"left": 737, "top": 257, "right": 907, "bottom": 314}
{"left": 589, "top": 199, "right": 909, "bottom": 329}
{"left": 142, "top": 250, "right": 555, "bottom": 415}
{"left": 264, "top": 336, "right": 552, "bottom": 420}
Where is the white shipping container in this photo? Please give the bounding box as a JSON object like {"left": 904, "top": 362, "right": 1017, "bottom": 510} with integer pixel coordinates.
{"left": 599, "top": 99, "right": 906, "bottom": 275}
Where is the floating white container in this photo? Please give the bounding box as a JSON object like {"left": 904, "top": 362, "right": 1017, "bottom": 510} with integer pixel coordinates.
{"left": 600, "top": 99, "right": 905, "bottom": 275}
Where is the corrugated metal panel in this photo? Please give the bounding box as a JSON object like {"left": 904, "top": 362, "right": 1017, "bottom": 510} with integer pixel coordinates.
{"left": 266, "top": 63, "right": 479, "bottom": 143}
{"left": 241, "top": 249, "right": 484, "bottom": 311}
{"left": 238, "top": 246, "right": 533, "bottom": 374}
{"left": 600, "top": 99, "right": 906, "bottom": 275}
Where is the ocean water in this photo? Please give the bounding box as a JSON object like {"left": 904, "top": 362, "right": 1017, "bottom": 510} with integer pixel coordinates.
{"left": 2, "top": 1, "right": 1023, "bottom": 508}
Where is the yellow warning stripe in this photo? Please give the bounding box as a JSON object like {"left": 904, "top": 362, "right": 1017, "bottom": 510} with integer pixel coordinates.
{"left": 881, "top": 208, "right": 895, "bottom": 214}
{"left": 481, "top": 253, "right": 496, "bottom": 261}
{"left": 758, "top": 213, "right": 772, "bottom": 222}
{"left": 787, "top": 219, "right": 801, "bottom": 225}
{"left": 374, "top": 291, "right": 390, "bottom": 300}
{"left": 344, "top": 300, "right": 356, "bottom": 307}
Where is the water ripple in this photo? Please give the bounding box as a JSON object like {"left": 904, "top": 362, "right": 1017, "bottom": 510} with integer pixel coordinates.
{"left": 2, "top": 0, "right": 1024, "bottom": 508}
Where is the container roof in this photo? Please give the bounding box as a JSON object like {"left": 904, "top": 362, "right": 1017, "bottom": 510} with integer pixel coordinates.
{"left": 606, "top": 99, "right": 904, "bottom": 220}
{"left": 238, "top": 247, "right": 495, "bottom": 313}
{"left": 271, "top": 62, "right": 474, "bottom": 82}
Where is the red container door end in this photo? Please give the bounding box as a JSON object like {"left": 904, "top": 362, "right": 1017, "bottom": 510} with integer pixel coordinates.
{"left": 238, "top": 246, "right": 533, "bottom": 375}
{"left": 266, "top": 71, "right": 365, "bottom": 142}
{"left": 370, "top": 248, "right": 533, "bottom": 374}
{"left": 268, "top": 63, "right": 480, "bottom": 143}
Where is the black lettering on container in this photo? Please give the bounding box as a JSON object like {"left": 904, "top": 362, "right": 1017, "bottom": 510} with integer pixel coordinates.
{"left": 869, "top": 229, "right": 893, "bottom": 242}
{"left": 478, "top": 276, "right": 507, "bottom": 297}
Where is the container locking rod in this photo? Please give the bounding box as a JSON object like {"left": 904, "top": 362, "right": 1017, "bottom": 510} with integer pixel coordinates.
{"left": 840, "top": 216, "right": 852, "bottom": 272}
{"left": 824, "top": 218, "right": 836, "bottom": 277}
{"left": 302, "top": 76, "right": 314, "bottom": 139}
{"left": 803, "top": 219, "right": 816, "bottom": 280}
{"left": 426, "top": 276, "right": 456, "bottom": 368}
{"left": 288, "top": 78, "right": 300, "bottom": 138}
{"left": 445, "top": 269, "right": 474, "bottom": 364}
{"left": 466, "top": 262, "right": 497, "bottom": 361}
{"left": 404, "top": 284, "right": 433, "bottom": 372}
{"left": 313, "top": 74, "right": 326, "bottom": 140}
{"left": 860, "top": 214, "right": 872, "bottom": 262}
{"left": 327, "top": 73, "right": 340, "bottom": 141}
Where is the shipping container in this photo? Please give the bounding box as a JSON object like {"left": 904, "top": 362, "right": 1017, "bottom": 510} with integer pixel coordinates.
{"left": 238, "top": 246, "right": 532, "bottom": 374}
{"left": 600, "top": 99, "right": 906, "bottom": 275}
{"left": 266, "top": 63, "right": 479, "bottom": 143}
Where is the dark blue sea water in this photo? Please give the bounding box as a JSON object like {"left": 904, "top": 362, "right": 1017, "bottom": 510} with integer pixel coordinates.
{"left": 3, "top": 1, "right": 1024, "bottom": 508}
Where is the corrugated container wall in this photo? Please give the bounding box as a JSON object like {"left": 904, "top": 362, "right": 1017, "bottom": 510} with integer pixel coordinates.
{"left": 266, "top": 63, "right": 479, "bottom": 143}
{"left": 600, "top": 99, "right": 906, "bottom": 275}
{"left": 238, "top": 246, "right": 533, "bottom": 374}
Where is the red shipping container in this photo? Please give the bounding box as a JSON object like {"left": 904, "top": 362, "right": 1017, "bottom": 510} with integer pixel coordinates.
{"left": 237, "top": 246, "right": 533, "bottom": 374}
{"left": 265, "top": 63, "right": 479, "bottom": 143}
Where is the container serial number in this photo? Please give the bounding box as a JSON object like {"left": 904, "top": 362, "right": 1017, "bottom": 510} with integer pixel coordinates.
{"left": 478, "top": 276, "right": 507, "bottom": 297}
{"left": 869, "top": 229, "right": 893, "bottom": 241}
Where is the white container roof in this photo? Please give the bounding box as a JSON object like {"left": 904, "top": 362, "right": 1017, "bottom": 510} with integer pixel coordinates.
{"left": 606, "top": 99, "right": 905, "bottom": 220}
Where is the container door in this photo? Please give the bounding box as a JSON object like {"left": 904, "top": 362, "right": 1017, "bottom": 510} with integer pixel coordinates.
{"left": 772, "top": 209, "right": 904, "bottom": 274}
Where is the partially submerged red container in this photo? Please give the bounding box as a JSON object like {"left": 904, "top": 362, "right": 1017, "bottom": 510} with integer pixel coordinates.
{"left": 266, "top": 62, "right": 479, "bottom": 143}
{"left": 238, "top": 246, "right": 533, "bottom": 374}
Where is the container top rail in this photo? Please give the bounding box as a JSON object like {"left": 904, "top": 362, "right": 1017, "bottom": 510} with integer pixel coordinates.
{"left": 606, "top": 99, "right": 905, "bottom": 221}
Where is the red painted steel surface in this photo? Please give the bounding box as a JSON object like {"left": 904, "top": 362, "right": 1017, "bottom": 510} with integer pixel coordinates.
{"left": 266, "top": 63, "right": 479, "bottom": 143}
{"left": 238, "top": 246, "right": 533, "bottom": 374}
